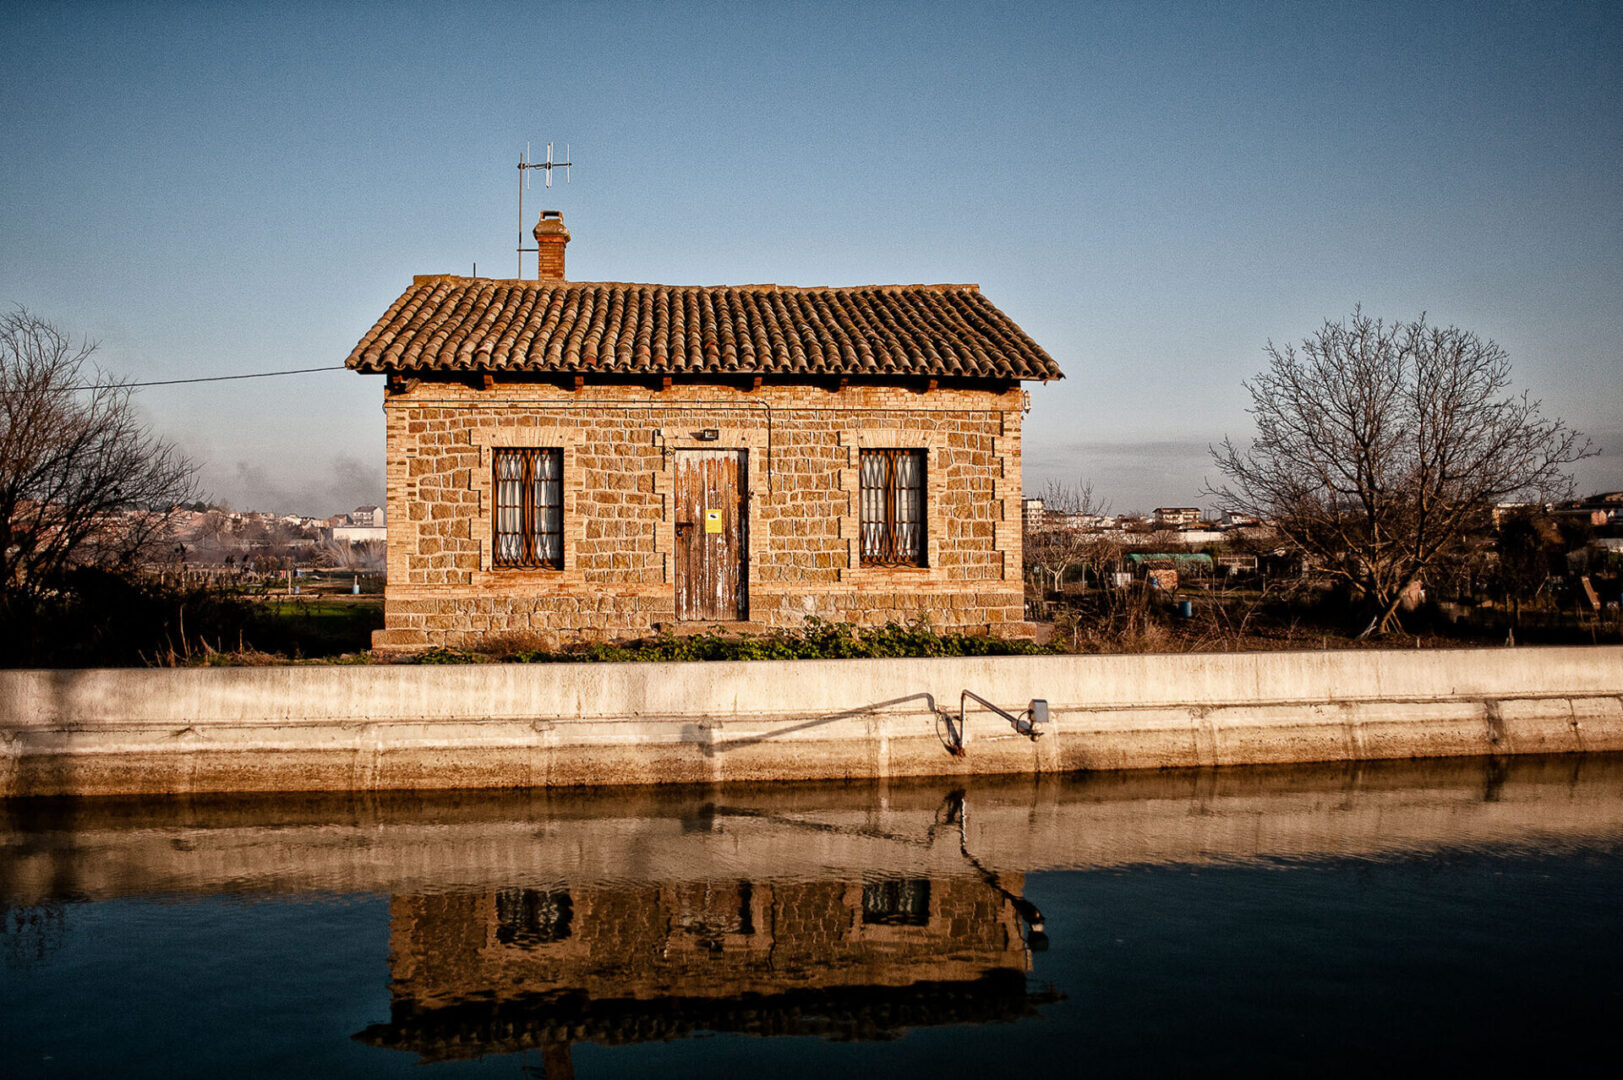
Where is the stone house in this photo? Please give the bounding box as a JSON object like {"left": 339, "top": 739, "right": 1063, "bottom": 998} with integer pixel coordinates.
{"left": 359, "top": 873, "right": 1035, "bottom": 1062}
{"left": 345, "top": 212, "right": 1062, "bottom": 650}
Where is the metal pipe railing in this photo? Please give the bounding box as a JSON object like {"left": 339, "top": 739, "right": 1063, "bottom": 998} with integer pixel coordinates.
{"left": 957, "top": 691, "right": 1048, "bottom": 745}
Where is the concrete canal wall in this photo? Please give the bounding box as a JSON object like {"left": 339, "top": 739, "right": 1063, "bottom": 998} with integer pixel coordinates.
{"left": 2, "top": 645, "right": 1621, "bottom": 797}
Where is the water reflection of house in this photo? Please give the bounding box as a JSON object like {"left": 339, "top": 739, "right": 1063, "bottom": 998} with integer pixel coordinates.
{"left": 357, "top": 873, "right": 1049, "bottom": 1067}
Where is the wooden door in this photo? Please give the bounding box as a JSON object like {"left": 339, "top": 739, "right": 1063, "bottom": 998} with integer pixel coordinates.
{"left": 674, "top": 450, "right": 748, "bottom": 621}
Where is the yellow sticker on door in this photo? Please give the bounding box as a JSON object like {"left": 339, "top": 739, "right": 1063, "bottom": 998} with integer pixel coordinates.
{"left": 704, "top": 509, "right": 722, "bottom": 533}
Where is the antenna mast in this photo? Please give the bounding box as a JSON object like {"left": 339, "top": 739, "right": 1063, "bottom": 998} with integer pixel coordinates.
{"left": 517, "top": 142, "right": 572, "bottom": 277}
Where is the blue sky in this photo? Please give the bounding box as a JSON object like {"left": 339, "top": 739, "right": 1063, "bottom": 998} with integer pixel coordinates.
{"left": 3, "top": 0, "right": 1618, "bottom": 515}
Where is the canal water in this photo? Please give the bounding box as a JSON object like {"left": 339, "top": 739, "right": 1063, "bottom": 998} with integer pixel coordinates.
{"left": 4, "top": 755, "right": 1621, "bottom": 1077}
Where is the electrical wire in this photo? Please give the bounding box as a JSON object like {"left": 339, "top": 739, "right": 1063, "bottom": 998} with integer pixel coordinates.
{"left": 73, "top": 365, "right": 350, "bottom": 390}
{"left": 0, "top": 365, "right": 351, "bottom": 394}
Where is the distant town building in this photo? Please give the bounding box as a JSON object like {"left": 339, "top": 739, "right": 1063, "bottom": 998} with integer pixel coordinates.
{"left": 1047, "top": 510, "right": 1106, "bottom": 531}
{"left": 1021, "top": 497, "right": 1113, "bottom": 533}
{"left": 1152, "top": 507, "right": 1201, "bottom": 529}
{"left": 332, "top": 524, "right": 387, "bottom": 545}
{"left": 1549, "top": 492, "right": 1622, "bottom": 527}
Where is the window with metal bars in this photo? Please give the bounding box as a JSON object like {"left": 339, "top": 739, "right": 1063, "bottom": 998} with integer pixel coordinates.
{"left": 495, "top": 888, "right": 573, "bottom": 945}
{"left": 493, "top": 448, "right": 563, "bottom": 569}
{"left": 859, "top": 449, "right": 926, "bottom": 566}
{"left": 861, "top": 878, "right": 931, "bottom": 926}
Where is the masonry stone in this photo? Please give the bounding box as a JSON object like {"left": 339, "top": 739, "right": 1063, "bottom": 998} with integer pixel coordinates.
{"left": 376, "top": 380, "right": 1027, "bottom": 649}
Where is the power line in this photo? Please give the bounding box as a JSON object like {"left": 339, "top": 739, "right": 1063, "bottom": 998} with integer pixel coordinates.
{"left": 83, "top": 365, "right": 350, "bottom": 390}
{"left": 0, "top": 365, "right": 352, "bottom": 394}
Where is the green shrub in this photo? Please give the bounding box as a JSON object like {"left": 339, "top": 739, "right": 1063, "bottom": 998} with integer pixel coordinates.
{"left": 408, "top": 617, "right": 1053, "bottom": 665}
{"left": 0, "top": 569, "right": 386, "bottom": 668}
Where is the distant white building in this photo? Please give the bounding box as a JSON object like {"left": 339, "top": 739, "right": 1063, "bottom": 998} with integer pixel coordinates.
{"left": 1152, "top": 507, "right": 1202, "bottom": 528}
{"left": 1050, "top": 511, "right": 1106, "bottom": 531}
{"left": 1176, "top": 529, "right": 1225, "bottom": 546}
{"left": 332, "top": 524, "right": 387, "bottom": 545}
{"left": 351, "top": 505, "right": 386, "bottom": 527}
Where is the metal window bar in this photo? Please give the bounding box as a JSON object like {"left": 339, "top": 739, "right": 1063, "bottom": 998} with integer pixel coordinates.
{"left": 493, "top": 448, "right": 563, "bottom": 568}
{"left": 861, "top": 879, "right": 932, "bottom": 926}
{"left": 859, "top": 449, "right": 925, "bottom": 566}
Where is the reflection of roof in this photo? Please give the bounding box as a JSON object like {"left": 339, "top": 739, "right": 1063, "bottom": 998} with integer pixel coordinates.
{"left": 344, "top": 277, "right": 1063, "bottom": 381}
{"left": 355, "top": 970, "right": 1058, "bottom": 1063}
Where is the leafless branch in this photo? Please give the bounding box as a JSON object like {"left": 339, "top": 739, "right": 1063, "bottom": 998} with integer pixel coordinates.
{"left": 1207, "top": 308, "right": 1593, "bottom": 636}
{"left": 1023, "top": 480, "right": 1119, "bottom": 599}
{"left": 0, "top": 307, "right": 199, "bottom": 621}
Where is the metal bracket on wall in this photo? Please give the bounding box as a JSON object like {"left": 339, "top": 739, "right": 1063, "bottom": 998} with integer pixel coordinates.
{"left": 960, "top": 691, "right": 1047, "bottom": 743}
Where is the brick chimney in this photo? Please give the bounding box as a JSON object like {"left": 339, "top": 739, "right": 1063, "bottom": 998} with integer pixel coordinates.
{"left": 534, "top": 210, "right": 570, "bottom": 281}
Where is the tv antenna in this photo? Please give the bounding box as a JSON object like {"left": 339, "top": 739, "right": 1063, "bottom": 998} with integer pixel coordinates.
{"left": 517, "top": 141, "right": 572, "bottom": 277}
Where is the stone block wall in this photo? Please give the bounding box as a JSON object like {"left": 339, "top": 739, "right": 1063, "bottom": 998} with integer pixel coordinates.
{"left": 374, "top": 380, "right": 1026, "bottom": 649}
{"left": 388, "top": 875, "right": 1028, "bottom": 1012}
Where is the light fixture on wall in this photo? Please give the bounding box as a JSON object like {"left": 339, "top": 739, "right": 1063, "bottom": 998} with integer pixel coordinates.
{"left": 696, "top": 429, "right": 720, "bottom": 441}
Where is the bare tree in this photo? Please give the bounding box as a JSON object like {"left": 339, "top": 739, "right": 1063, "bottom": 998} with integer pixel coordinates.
{"left": 0, "top": 307, "right": 197, "bottom": 624}
{"left": 1209, "top": 308, "right": 1592, "bottom": 637}
{"left": 1024, "top": 480, "right": 1115, "bottom": 597}
{"left": 317, "top": 535, "right": 386, "bottom": 573}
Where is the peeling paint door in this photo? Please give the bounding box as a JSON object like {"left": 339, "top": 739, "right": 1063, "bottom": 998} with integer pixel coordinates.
{"left": 674, "top": 450, "right": 747, "bottom": 621}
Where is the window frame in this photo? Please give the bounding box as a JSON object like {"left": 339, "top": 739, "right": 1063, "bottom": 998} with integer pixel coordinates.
{"left": 492, "top": 446, "right": 565, "bottom": 570}
{"left": 859, "top": 448, "right": 927, "bottom": 567}
{"left": 495, "top": 888, "right": 574, "bottom": 945}
{"left": 861, "top": 878, "right": 932, "bottom": 926}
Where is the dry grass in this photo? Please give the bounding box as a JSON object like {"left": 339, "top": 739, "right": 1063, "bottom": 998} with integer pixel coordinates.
{"left": 1050, "top": 586, "right": 1360, "bottom": 654}
{"left": 1043, "top": 582, "right": 1620, "bottom": 654}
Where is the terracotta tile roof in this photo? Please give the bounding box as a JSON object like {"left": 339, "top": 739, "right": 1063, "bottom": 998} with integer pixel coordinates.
{"left": 344, "top": 276, "right": 1062, "bottom": 381}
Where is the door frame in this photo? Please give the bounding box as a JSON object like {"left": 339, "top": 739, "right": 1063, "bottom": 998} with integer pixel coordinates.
{"left": 672, "top": 447, "right": 749, "bottom": 621}
{"left": 654, "top": 426, "right": 767, "bottom": 620}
